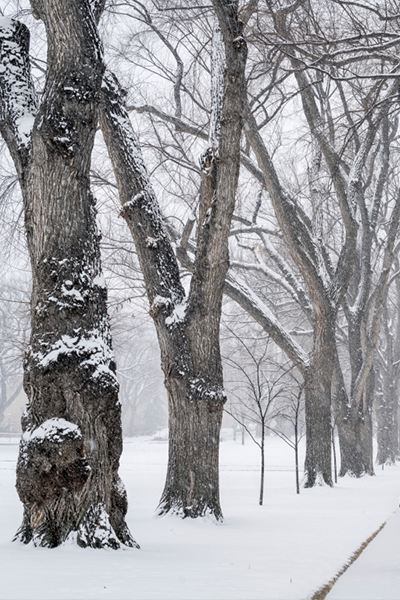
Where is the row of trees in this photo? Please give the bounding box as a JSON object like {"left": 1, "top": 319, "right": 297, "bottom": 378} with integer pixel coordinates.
{"left": 100, "top": 0, "right": 400, "bottom": 483}
{"left": 0, "top": 0, "right": 400, "bottom": 548}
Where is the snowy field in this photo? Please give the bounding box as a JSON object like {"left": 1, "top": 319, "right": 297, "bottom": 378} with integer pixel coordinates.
{"left": 0, "top": 432, "right": 399, "bottom": 600}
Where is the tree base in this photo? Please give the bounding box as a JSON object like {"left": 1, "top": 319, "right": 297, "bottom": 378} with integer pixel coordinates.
{"left": 339, "top": 467, "right": 374, "bottom": 478}
{"left": 158, "top": 495, "right": 223, "bottom": 522}
{"left": 302, "top": 470, "right": 333, "bottom": 488}
{"left": 14, "top": 502, "right": 139, "bottom": 549}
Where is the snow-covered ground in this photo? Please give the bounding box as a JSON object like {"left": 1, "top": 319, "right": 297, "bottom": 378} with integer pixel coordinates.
{"left": 0, "top": 431, "right": 399, "bottom": 600}
{"left": 326, "top": 508, "right": 400, "bottom": 600}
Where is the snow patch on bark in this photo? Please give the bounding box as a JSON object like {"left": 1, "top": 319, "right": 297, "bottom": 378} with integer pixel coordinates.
{"left": 77, "top": 503, "right": 120, "bottom": 549}
{"left": 209, "top": 21, "right": 225, "bottom": 148}
{"left": 92, "top": 273, "right": 106, "bottom": 288}
{"left": 22, "top": 418, "right": 81, "bottom": 443}
{"left": 165, "top": 300, "right": 187, "bottom": 326}
{"left": 189, "top": 377, "right": 226, "bottom": 406}
{"left": 32, "top": 331, "right": 118, "bottom": 384}
{"left": 121, "top": 191, "right": 144, "bottom": 214}
{"left": 60, "top": 284, "right": 85, "bottom": 302}
{"left": 0, "top": 18, "right": 36, "bottom": 150}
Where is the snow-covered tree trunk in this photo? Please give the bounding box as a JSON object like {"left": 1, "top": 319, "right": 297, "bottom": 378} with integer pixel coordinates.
{"left": 0, "top": 1, "right": 136, "bottom": 548}
{"left": 100, "top": 0, "right": 247, "bottom": 519}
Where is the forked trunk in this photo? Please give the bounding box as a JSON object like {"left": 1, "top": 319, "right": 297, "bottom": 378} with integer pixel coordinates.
{"left": 99, "top": 0, "right": 247, "bottom": 520}
{"left": 0, "top": 1, "right": 136, "bottom": 548}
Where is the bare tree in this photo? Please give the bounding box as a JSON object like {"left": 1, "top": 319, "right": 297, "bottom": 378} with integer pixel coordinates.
{"left": 99, "top": 0, "right": 248, "bottom": 519}
{"left": 375, "top": 267, "right": 400, "bottom": 466}
{"left": 0, "top": 1, "right": 136, "bottom": 548}
{"left": 223, "top": 323, "right": 296, "bottom": 504}
{"left": 102, "top": 0, "right": 400, "bottom": 487}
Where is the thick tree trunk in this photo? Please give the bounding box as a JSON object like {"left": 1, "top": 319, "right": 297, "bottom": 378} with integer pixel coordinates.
{"left": 376, "top": 378, "right": 398, "bottom": 466}
{"left": 336, "top": 317, "right": 373, "bottom": 477}
{"left": 376, "top": 303, "right": 400, "bottom": 466}
{"left": 0, "top": 2, "right": 136, "bottom": 548}
{"left": 100, "top": 76, "right": 224, "bottom": 518}
{"left": 99, "top": 0, "right": 247, "bottom": 519}
{"left": 337, "top": 368, "right": 375, "bottom": 477}
{"left": 160, "top": 378, "right": 223, "bottom": 519}
{"left": 303, "top": 310, "right": 334, "bottom": 486}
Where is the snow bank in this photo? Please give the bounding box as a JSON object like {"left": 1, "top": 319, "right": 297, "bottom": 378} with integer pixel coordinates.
{"left": 0, "top": 435, "right": 399, "bottom": 599}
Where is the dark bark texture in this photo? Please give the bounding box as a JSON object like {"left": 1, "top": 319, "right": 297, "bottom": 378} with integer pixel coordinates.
{"left": 376, "top": 299, "right": 400, "bottom": 466}
{"left": 303, "top": 311, "right": 335, "bottom": 486}
{"left": 0, "top": 2, "right": 136, "bottom": 548}
{"left": 99, "top": 0, "right": 247, "bottom": 519}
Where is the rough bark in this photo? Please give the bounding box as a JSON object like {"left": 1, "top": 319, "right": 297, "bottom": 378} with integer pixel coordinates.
{"left": 376, "top": 386, "right": 399, "bottom": 466}
{"left": 99, "top": 0, "right": 247, "bottom": 519}
{"left": 0, "top": 2, "right": 136, "bottom": 548}
{"left": 303, "top": 309, "right": 335, "bottom": 486}
{"left": 338, "top": 180, "right": 400, "bottom": 476}
{"left": 376, "top": 295, "right": 400, "bottom": 465}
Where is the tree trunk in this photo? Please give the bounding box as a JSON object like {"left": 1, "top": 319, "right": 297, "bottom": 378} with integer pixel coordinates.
{"left": 337, "top": 368, "right": 375, "bottom": 477}
{"left": 259, "top": 424, "right": 265, "bottom": 505}
{"left": 295, "top": 421, "right": 300, "bottom": 495}
{"left": 302, "top": 309, "right": 334, "bottom": 487}
{"left": 376, "top": 303, "right": 400, "bottom": 466}
{"left": 99, "top": 0, "right": 247, "bottom": 519}
{"left": 337, "top": 312, "right": 376, "bottom": 477}
{"left": 0, "top": 2, "right": 136, "bottom": 548}
{"left": 332, "top": 425, "right": 338, "bottom": 484}
{"left": 376, "top": 381, "right": 399, "bottom": 466}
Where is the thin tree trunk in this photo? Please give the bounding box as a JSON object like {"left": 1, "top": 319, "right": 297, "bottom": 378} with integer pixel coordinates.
{"left": 259, "top": 424, "right": 265, "bottom": 505}
{"left": 294, "top": 416, "right": 300, "bottom": 494}
{"left": 332, "top": 425, "right": 338, "bottom": 484}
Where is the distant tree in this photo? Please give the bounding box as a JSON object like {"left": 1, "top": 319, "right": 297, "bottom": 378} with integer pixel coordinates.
{"left": 222, "top": 322, "right": 298, "bottom": 503}
{"left": 375, "top": 270, "right": 400, "bottom": 466}
{"left": 0, "top": 288, "right": 28, "bottom": 428}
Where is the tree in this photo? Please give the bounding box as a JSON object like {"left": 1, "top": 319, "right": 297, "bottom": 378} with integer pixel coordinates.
{"left": 0, "top": 1, "right": 136, "bottom": 548}
{"left": 99, "top": 0, "right": 248, "bottom": 519}
{"left": 375, "top": 267, "right": 400, "bottom": 466}
{"left": 222, "top": 321, "right": 297, "bottom": 504}
{"left": 0, "top": 286, "right": 28, "bottom": 428}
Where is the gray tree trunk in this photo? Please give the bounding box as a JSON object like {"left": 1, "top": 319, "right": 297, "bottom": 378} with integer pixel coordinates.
{"left": 99, "top": 0, "right": 247, "bottom": 519}
{"left": 376, "top": 301, "right": 400, "bottom": 465}
{"left": 303, "top": 310, "right": 335, "bottom": 486}
{"left": 0, "top": 1, "right": 136, "bottom": 548}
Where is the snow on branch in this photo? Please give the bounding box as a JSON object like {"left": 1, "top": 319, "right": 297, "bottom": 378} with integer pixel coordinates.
{"left": 0, "top": 17, "right": 36, "bottom": 172}
{"left": 100, "top": 72, "right": 185, "bottom": 313}
{"left": 209, "top": 20, "right": 226, "bottom": 149}
{"left": 224, "top": 271, "right": 309, "bottom": 370}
